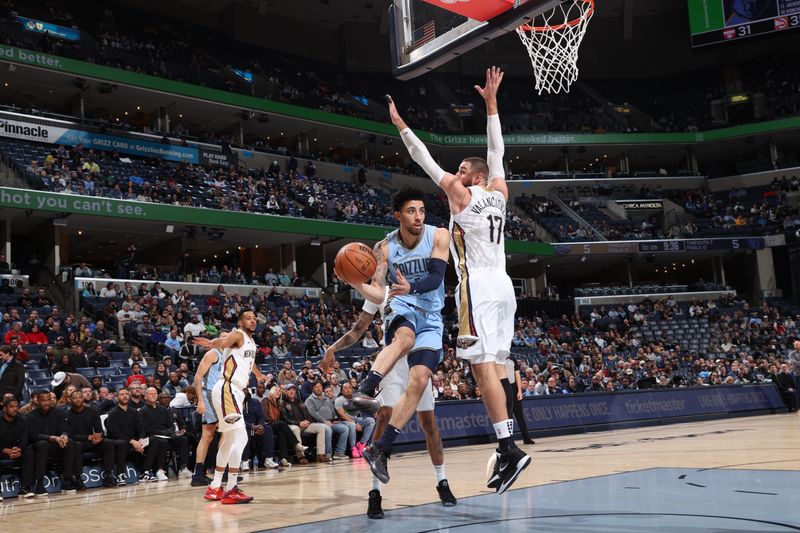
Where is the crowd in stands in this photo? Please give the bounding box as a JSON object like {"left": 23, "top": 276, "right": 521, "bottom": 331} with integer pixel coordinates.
{"left": 667, "top": 179, "right": 800, "bottom": 238}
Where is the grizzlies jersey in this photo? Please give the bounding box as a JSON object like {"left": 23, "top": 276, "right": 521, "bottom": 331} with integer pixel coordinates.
{"left": 221, "top": 328, "right": 257, "bottom": 390}
{"left": 203, "top": 348, "right": 223, "bottom": 392}
{"left": 386, "top": 224, "right": 444, "bottom": 313}
{"left": 449, "top": 186, "right": 508, "bottom": 274}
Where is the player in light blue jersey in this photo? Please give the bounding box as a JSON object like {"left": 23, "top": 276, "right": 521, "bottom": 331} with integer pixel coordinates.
{"left": 191, "top": 347, "right": 222, "bottom": 486}
{"left": 340, "top": 185, "right": 451, "bottom": 484}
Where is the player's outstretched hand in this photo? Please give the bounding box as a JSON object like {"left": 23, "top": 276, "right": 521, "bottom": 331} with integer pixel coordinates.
{"left": 389, "top": 270, "right": 411, "bottom": 297}
{"left": 386, "top": 94, "right": 405, "bottom": 128}
{"left": 193, "top": 337, "right": 212, "bottom": 348}
{"left": 474, "top": 66, "right": 504, "bottom": 102}
{"left": 322, "top": 347, "right": 336, "bottom": 375}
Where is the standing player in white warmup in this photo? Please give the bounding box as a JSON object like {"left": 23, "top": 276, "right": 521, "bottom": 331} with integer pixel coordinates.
{"left": 324, "top": 286, "right": 457, "bottom": 519}
{"left": 386, "top": 66, "right": 531, "bottom": 494}
{"left": 192, "top": 311, "right": 269, "bottom": 504}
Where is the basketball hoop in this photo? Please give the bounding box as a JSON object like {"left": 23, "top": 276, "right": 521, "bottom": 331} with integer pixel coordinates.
{"left": 516, "top": 0, "right": 595, "bottom": 95}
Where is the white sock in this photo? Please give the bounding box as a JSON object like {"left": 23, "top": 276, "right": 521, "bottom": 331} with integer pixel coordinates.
{"left": 493, "top": 419, "right": 513, "bottom": 440}
{"left": 225, "top": 471, "right": 238, "bottom": 492}
{"left": 371, "top": 475, "right": 381, "bottom": 491}
{"left": 210, "top": 469, "right": 224, "bottom": 489}
{"left": 434, "top": 464, "right": 446, "bottom": 483}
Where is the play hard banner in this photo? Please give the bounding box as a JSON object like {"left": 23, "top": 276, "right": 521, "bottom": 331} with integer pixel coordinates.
{"left": 0, "top": 117, "right": 199, "bottom": 163}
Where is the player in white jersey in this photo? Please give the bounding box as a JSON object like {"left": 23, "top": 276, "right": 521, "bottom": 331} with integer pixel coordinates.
{"left": 324, "top": 288, "right": 457, "bottom": 519}
{"left": 192, "top": 311, "right": 270, "bottom": 505}
{"left": 387, "top": 66, "right": 530, "bottom": 495}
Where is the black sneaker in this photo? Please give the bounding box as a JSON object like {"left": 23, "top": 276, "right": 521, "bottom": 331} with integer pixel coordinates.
{"left": 344, "top": 391, "right": 381, "bottom": 414}
{"left": 116, "top": 473, "right": 127, "bottom": 486}
{"left": 190, "top": 475, "right": 212, "bottom": 487}
{"left": 76, "top": 478, "right": 87, "bottom": 492}
{"left": 523, "top": 439, "right": 535, "bottom": 445}
{"left": 34, "top": 481, "right": 47, "bottom": 497}
{"left": 496, "top": 445, "right": 531, "bottom": 495}
{"left": 19, "top": 486, "right": 35, "bottom": 498}
{"left": 437, "top": 479, "right": 457, "bottom": 507}
{"left": 103, "top": 476, "right": 116, "bottom": 488}
{"left": 362, "top": 444, "right": 390, "bottom": 484}
{"left": 62, "top": 478, "right": 76, "bottom": 494}
{"left": 140, "top": 470, "right": 156, "bottom": 482}
{"left": 367, "top": 489, "right": 384, "bottom": 519}
{"left": 486, "top": 450, "right": 501, "bottom": 490}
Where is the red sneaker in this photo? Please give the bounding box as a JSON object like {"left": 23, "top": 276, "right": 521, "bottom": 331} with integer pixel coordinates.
{"left": 204, "top": 486, "right": 224, "bottom": 501}
{"left": 220, "top": 486, "right": 253, "bottom": 505}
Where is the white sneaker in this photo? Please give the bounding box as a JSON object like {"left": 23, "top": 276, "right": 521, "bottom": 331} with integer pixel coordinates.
{"left": 264, "top": 458, "right": 279, "bottom": 469}
{"left": 240, "top": 462, "right": 250, "bottom": 472}
{"left": 155, "top": 469, "right": 168, "bottom": 482}
{"left": 178, "top": 468, "right": 193, "bottom": 479}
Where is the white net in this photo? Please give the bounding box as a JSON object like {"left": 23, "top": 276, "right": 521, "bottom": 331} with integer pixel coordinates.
{"left": 516, "top": 0, "right": 594, "bottom": 95}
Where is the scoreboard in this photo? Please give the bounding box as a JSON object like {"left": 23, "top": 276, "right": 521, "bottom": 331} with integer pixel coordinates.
{"left": 688, "top": 0, "right": 800, "bottom": 47}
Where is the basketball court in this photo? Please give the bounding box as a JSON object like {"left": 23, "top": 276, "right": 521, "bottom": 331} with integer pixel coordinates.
{"left": 5, "top": 414, "right": 798, "bottom": 531}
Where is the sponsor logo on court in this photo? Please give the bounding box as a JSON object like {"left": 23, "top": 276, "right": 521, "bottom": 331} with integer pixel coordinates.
{"left": 775, "top": 16, "right": 789, "bottom": 29}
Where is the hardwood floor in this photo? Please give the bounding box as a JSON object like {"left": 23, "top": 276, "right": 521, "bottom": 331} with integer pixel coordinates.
{"left": 3, "top": 414, "right": 798, "bottom": 532}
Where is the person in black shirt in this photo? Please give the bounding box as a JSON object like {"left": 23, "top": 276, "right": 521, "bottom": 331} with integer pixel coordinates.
{"left": 66, "top": 390, "right": 128, "bottom": 488}
{"left": 92, "top": 387, "right": 116, "bottom": 415}
{"left": 157, "top": 391, "right": 191, "bottom": 478}
{"left": 138, "top": 387, "right": 171, "bottom": 481}
{"left": 88, "top": 345, "right": 111, "bottom": 368}
{"left": 0, "top": 346, "right": 25, "bottom": 400}
{"left": 26, "top": 390, "right": 81, "bottom": 493}
{"left": 0, "top": 397, "right": 35, "bottom": 497}
{"left": 105, "top": 388, "right": 146, "bottom": 486}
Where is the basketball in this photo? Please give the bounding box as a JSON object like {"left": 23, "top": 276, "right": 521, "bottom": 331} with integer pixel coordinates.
{"left": 335, "top": 242, "right": 377, "bottom": 285}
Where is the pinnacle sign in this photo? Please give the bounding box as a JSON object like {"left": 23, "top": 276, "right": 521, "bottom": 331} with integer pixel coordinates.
{"left": 0, "top": 119, "right": 51, "bottom": 141}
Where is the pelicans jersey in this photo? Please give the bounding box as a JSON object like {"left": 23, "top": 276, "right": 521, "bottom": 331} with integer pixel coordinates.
{"left": 221, "top": 328, "right": 257, "bottom": 390}
{"left": 212, "top": 328, "right": 257, "bottom": 431}
{"left": 449, "top": 186, "right": 516, "bottom": 363}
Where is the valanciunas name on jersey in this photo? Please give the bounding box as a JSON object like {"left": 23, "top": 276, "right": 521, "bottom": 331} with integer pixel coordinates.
{"left": 469, "top": 194, "right": 506, "bottom": 216}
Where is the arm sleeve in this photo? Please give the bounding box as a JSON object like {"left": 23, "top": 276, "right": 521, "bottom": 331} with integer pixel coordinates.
{"left": 399, "top": 128, "right": 446, "bottom": 185}
{"left": 362, "top": 298, "right": 380, "bottom": 315}
{"left": 486, "top": 114, "right": 505, "bottom": 181}
{"left": 409, "top": 258, "right": 447, "bottom": 295}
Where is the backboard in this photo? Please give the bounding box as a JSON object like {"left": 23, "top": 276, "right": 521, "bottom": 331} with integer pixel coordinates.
{"left": 390, "top": 0, "right": 562, "bottom": 80}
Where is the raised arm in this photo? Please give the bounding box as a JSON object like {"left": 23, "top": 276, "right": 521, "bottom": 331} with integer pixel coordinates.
{"left": 475, "top": 66, "right": 508, "bottom": 200}
{"left": 193, "top": 330, "right": 242, "bottom": 351}
{"left": 387, "top": 96, "right": 470, "bottom": 209}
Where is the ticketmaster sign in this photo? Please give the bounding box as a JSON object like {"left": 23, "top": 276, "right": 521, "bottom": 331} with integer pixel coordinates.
{"left": 395, "top": 384, "right": 784, "bottom": 444}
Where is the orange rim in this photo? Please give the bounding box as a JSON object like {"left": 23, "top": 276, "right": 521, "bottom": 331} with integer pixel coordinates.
{"left": 519, "top": 0, "right": 594, "bottom": 32}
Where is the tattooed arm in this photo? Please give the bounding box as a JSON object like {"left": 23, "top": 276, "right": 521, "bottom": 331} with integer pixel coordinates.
{"left": 323, "top": 308, "right": 378, "bottom": 373}
{"left": 355, "top": 239, "right": 388, "bottom": 305}
{"left": 329, "top": 311, "right": 375, "bottom": 355}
